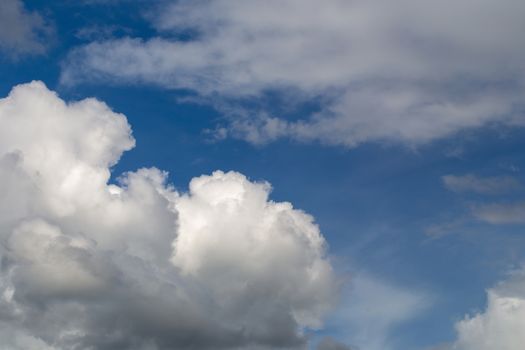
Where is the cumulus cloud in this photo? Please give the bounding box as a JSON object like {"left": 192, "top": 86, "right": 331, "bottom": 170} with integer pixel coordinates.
{"left": 442, "top": 174, "right": 522, "bottom": 195}
{"left": 62, "top": 0, "right": 525, "bottom": 146}
{"left": 0, "top": 0, "right": 53, "bottom": 58}
{"left": 451, "top": 267, "right": 525, "bottom": 350}
{"left": 0, "top": 81, "right": 337, "bottom": 349}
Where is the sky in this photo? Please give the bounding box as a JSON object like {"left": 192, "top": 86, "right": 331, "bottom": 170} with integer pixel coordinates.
{"left": 0, "top": 1, "right": 524, "bottom": 349}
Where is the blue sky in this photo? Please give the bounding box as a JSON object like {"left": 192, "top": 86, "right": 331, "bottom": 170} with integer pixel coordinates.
{"left": 1, "top": 1, "right": 525, "bottom": 350}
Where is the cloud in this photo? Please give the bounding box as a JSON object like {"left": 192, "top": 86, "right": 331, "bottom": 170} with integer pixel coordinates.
{"left": 450, "top": 267, "right": 525, "bottom": 350}
{"left": 327, "top": 273, "right": 431, "bottom": 350}
{"left": 439, "top": 173, "right": 525, "bottom": 228}
{"left": 0, "top": 81, "right": 337, "bottom": 349}
{"left": 316, "top": 337, "right": 354, "bottom": 350}
{"left": 0, "top": 0, "right": 53, "bottom": 58}
{"left": 442, "top": 174, "right": 522, "bottom": 195}
{"left": 472, "top": 201, "right": 525, "bottom": 224}
{"left": 62, "top": 0, "right": 525, "bottom": 147}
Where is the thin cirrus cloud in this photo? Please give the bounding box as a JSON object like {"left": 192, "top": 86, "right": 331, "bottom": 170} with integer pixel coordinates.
{"left": 61, "top": 0, "right": 525, "bottom": 147}
{"left": 441, "top": 174, "right": 525, "bottom": 225}
{"left": 0, "top": 81, "right": 338, "bottom": 350}
{"left": 0, "top": 0, "right": 53, "bottom": 58}
{"left": 327, "top": 273, "right": 432, "bottom": 350}
{"left": 472, "top": 201, "right": 525, "bottom": 224}
{"left": 442, "top": 174, "right": 522, "bottom": 195}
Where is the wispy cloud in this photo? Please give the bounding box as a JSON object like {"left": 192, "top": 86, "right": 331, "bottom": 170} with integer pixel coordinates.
{"left": 327, "top": 273, "right": 432, "bottom": 350}
{"left": 62, "top": 0, "right": 525, "bottom": 147}
{"left": 0, "top": 0, "right": 54, "bottom": 59}
{"left": 472, "top": 201, "right": 525, "bottom": 224}
{"left": 442, "top": 174, "right": 522, "bottom": 195}
{"left": 438, "top": 174, "right": 525, "bottom": 228}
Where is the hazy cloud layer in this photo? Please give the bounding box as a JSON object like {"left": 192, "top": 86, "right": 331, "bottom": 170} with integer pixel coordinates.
{"left": 316, "top": 337, "right": 353, "bottom": 350}
{"left": 0, "top": 81, "right": 337, "bottom": 349}
{"left": 327, "top": 274, "right": 431, "bottom": 350}
{"left": 439, "top": 173, "right": 525, "bottom": 228}
{"left": 472, "top": 201, "right": 525, "bottom": 224}
{"left": 442, "top": 175, "right": 522, "bottom": 195}
{"left": 0, "top": 0, "right": 53, "bottom": 58}
{"left": 62, "top": 0, "right": 525, "bottom": 147}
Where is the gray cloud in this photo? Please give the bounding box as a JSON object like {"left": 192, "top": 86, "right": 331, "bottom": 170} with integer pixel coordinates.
{"left": 316, "top": 337, "right": 354, "bottom": 350}
{"left": 62, "top": 0, "right": 525, "bottom": 147}
{"left": 442, "top": 174, "right": 522, "bottom": 195}
{"left": 0, "top": 0, "right": 53, "bottom": 58}
{"left": 0, "top": 81, "right": 337, "bottom": 349}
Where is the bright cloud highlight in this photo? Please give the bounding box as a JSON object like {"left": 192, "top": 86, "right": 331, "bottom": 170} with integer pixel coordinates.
{"left": 0, "top": 81, "right": 337, "bottom": 349}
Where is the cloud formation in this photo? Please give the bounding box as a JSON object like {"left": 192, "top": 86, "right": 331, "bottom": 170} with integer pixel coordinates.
{"left": 442, "top": 175, "right": 522, "bottom": 195}
{"left": 472, "top": 201, "right": 525, "bottom": 224}
{"left": 327, "top": 273, "right": 431, "bottom": 350}
{"left": 62, "top": 0, "right": 525, "bottom": 147}
{"left": 440, "top": 174, "right": 525, "bottom": 225}
{"left": 316, "top": 337, "right": 353, "bottom": 350}
{"left": 0, "top": 81, "right": 337, "bottom": 349}
{"left": 451, "top": 267, "right": 525, "bottom": 350}
{"left": 0, "top": 0, "right": 53, "bottom": 58}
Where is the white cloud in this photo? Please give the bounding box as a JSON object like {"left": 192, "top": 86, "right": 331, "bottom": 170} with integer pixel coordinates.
{"left": 442, "top": 174, "right": 522, "bottom": 195}
{"left": 451, "top": 268, "right": 525, "bottom": 350}
{"left": 62, "top": 0, "right": 525, "bottom": 146}
{"left": 0, "top": 0, "right": 53, "bottom": 58}
{"left": 0, "top": 81, "right": 337, "bottom": 349}
{"left": 173, "top": 170, "right": 335, "bottom": 330}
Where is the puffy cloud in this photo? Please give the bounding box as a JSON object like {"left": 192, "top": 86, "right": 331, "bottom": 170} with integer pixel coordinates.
{"left": 0, "top": 81, "right": 337, "bottom": 349}
{"left": 451, "top": 268, "right": 525, "bottom": 350}
{"left": 0, "top": 0, "right": 53, "bottom": 58}
{"left": 173, "top": 171, "right": 335, "bottom": 330}
{"left": 62, "top": 0, "right": 525, "bottom": 147}
{"left": 442, "top": 175, "right": 522, "bottom": 195}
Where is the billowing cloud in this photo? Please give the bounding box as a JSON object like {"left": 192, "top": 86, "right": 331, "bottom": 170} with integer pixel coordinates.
{"left": 442, "top": 175, "right": 522, "bottom": 195}
{"left": 0, "top": 81, "right": 337, "bottom": 349}
{"left": 62, "top": 0, "right": 525, "bottom": 147}
{"left": 0, "top": 0, "right": 53, "bottom": 58}
{"left": 451, "top": 267, "right": 525, "bottom": 350}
